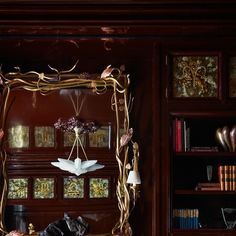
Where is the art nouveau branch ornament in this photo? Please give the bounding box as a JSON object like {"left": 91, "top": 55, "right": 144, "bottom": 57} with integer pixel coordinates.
{"left": 0, "top": 63, "right": 141, "bottom": 236}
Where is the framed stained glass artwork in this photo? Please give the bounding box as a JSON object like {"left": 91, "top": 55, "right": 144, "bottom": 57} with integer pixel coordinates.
{"left": 8, "top": 125, "right": 29, "bottom": 148}
{"left": 8, "top": 178, "right": 28, "bottom": 199}
{"left": 172, "top": 55, "right": 218, "bottom": 98}
{"left": 63, "top": 176, "right": 84, "bottom": 199}
{"left": 64, "top": 132, "right": 86, "bottom": 147}
{"left": 33, "top": 177, "right": 55, "bottom": 199}
{"left": 89, "top": 178, "right": 109, "bottom": 198}
{"left": 89, "top": 125, "right": 111, "bottom": 148}
{"left": 229, "top": 56, "right": 236, "bottom": 97}
{"left": 34, "top": 126, "right": 55, "bottom": 147}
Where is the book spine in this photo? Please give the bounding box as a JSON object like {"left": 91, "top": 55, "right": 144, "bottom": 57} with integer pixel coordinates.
{"left": 218, "top": 165, "right": 224, "bottom": 191}
{"left": 195, "top": 209, "right": 199, "bottom": 229}
{"left": 186, "top": 127, "right": 190, "bottom": 151}
{"left": 183, "top": 119, "right": 187, "bottom": 152}
{"left": 173, "top": 209, "right": 199, "bottom": 229}
{"left": 173, "top": 119, "right": 176, "bottom": 152}
{"left": 176, "top": 119, "right": 182, "bottom": 152}
{"left": 175, "top": 118, "right": 178, "bottom": 152}
{"left": 233, "top": 165, "right": 236, "bottom": 191}
{"left": 199, "top": 187, "right": 221, "bottom": 191}
{"left": 224, "top": 165, "right": 229, "bottom": 191}
{"left": 229, "top": 165, "right": 233, "bottom": 191}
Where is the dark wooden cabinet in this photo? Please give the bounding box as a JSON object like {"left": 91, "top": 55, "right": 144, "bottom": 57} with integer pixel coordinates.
{"left": 162, "top": 46, "right": 236, "bottom": 236}
{"left": 1, "top": 1, "right": 236, "bottom": 236}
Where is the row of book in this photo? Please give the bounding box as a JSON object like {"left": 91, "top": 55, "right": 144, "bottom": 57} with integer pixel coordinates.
{"left": 195, "top": 182, "right": 220, "bottom": 191}
{"left": 173, "top": 118, "right": 219, "bottom": 152}
{"left": 195, "top": 166, "right": 236, "bottom": 191}
{"left": 218, "top": 165, "right": 236, "bottom": 191}
{"left": 173, "top": 209, "right": 199, "bottom": 229}
{"left": 173, "top": 118, "right": 190, "bottom": 152}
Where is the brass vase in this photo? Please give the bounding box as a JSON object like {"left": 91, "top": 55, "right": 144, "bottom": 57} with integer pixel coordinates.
{"left": 216, "top": 126, "right": 236, "bottom": 152}
{"left": 230, "top": 125, "right": 236, "bottom": 152}
{"left": 216, "top": 128, "right": 228, "bottom": 151}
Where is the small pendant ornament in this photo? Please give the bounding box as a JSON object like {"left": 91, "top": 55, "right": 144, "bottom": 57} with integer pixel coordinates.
{"left": 52, "top": 90, "right": 104, "bottom": 176}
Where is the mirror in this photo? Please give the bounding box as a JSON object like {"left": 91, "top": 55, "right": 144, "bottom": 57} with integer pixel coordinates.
{"left": 0, "top": 65, "right": 140, "bottom": 236}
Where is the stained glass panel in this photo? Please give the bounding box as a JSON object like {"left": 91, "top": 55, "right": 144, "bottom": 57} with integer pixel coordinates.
{"left": 89, "top": 125, "right": 111, "bottom": 148}
{"left": 8, "top": 125, "right": 29, "bottom": 148}
{"left": 8, "top": 178, "right": 28, "bottom": 199}
{"left": 89, "top": 178, "right": 109, "bottom": 198}
{"left": 35, "top": 126, "right": 55, "bottom": 147}
{"left": 172, "top": 56, "right": 218, "bottom": 97}
{"left": 63, "top": 177, "right": 84, "bottom": 198}
{"left": 64, "top": 132, "right": 86, "bottom": 147}
{"left": 33, "top": 178, "right": 54, "bottom": 199}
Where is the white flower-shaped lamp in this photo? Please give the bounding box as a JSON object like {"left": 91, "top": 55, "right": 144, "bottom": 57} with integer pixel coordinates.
{"left": 51, "top": 127, "right": 104, "bottom": 176}
{"left": 51, "top": 157, "right": 104, "bottom": 176}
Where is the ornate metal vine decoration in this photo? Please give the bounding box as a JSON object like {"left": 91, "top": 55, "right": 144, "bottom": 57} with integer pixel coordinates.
{"left": 0, "top": 63, "right": 140, "bottom": 236}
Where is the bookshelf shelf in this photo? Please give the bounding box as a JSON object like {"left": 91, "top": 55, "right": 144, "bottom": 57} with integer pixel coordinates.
{"left": 175, "top": 190, "right": 236, "bottom": 195}
{"left": 175, "top": 152, "right": 236, "bottom": 157}
{"left": 172, "top": 229, "right": 236, "bottom": 236}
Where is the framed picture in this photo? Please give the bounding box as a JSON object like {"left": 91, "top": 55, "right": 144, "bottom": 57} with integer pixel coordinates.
{"left": 33, "top": 177, "right": 55, "bottom": 199}
{"left": 89, "top": 125, "right": 111, "bottom": 148}
{"left": 8, "top": 178, "right": 28, "bottom": 199}
{"left": 171, "top": 54, "right": 219, "bottom": 98}
{"left": 63, "top": 176, "right": 84, "bottom": 199}
{"left": 8, "top": 125, "right": 29, "bottom": 148}
{"left": 34, "top": 126, "right": 55, "bottom": 148}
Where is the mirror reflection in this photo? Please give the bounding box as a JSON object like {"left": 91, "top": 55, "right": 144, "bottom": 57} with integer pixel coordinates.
{"left": 0, "top": 65, "right": 140, "bottom": 236}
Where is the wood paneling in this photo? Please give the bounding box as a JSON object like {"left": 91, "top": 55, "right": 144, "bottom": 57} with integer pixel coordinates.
{"left": 0, "top": 1, "right": 236, "bottom": 236}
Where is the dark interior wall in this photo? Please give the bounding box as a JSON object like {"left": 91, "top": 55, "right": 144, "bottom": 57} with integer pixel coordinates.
{"left": 0, "top": 1, "right": 236, "bottom": 236}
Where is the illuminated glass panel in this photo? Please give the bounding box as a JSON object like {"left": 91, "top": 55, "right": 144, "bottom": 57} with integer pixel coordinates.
{"left": 8, "top": 125, "right": 29, "bottom": 148}
{"left": 64, "top": 132, "right": 86, "bottom": 147}
{"left": 89, "top": 125, "right": 111, "bottom": 148}
{"left": 89, "top": 178, "right": 109, "bottom": 198}
{"left": 33, "top": 177, "right": 54, "bottom": 199}
{"left": 63, "top": 176, "right": 84, "bottom": 198}
{"left": 35, "top": 126, "right": 55, "bottom": 147}
{"left": 8, "top": 178, "right": 28, "bottom": 199}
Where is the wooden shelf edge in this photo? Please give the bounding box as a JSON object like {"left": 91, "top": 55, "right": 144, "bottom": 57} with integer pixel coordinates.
{"left": 175, "top": 189, "right": 236, "bottom": 195}
{"left": 172, "top": 228, "right": 236, "bottom": 236}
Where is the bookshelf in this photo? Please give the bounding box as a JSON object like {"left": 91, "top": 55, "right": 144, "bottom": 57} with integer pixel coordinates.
{"left": 163, "top": 49, "right": 236, "bottom": 236}
{"left": 171, "top": 115, "right": 236, "bottom": 233}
